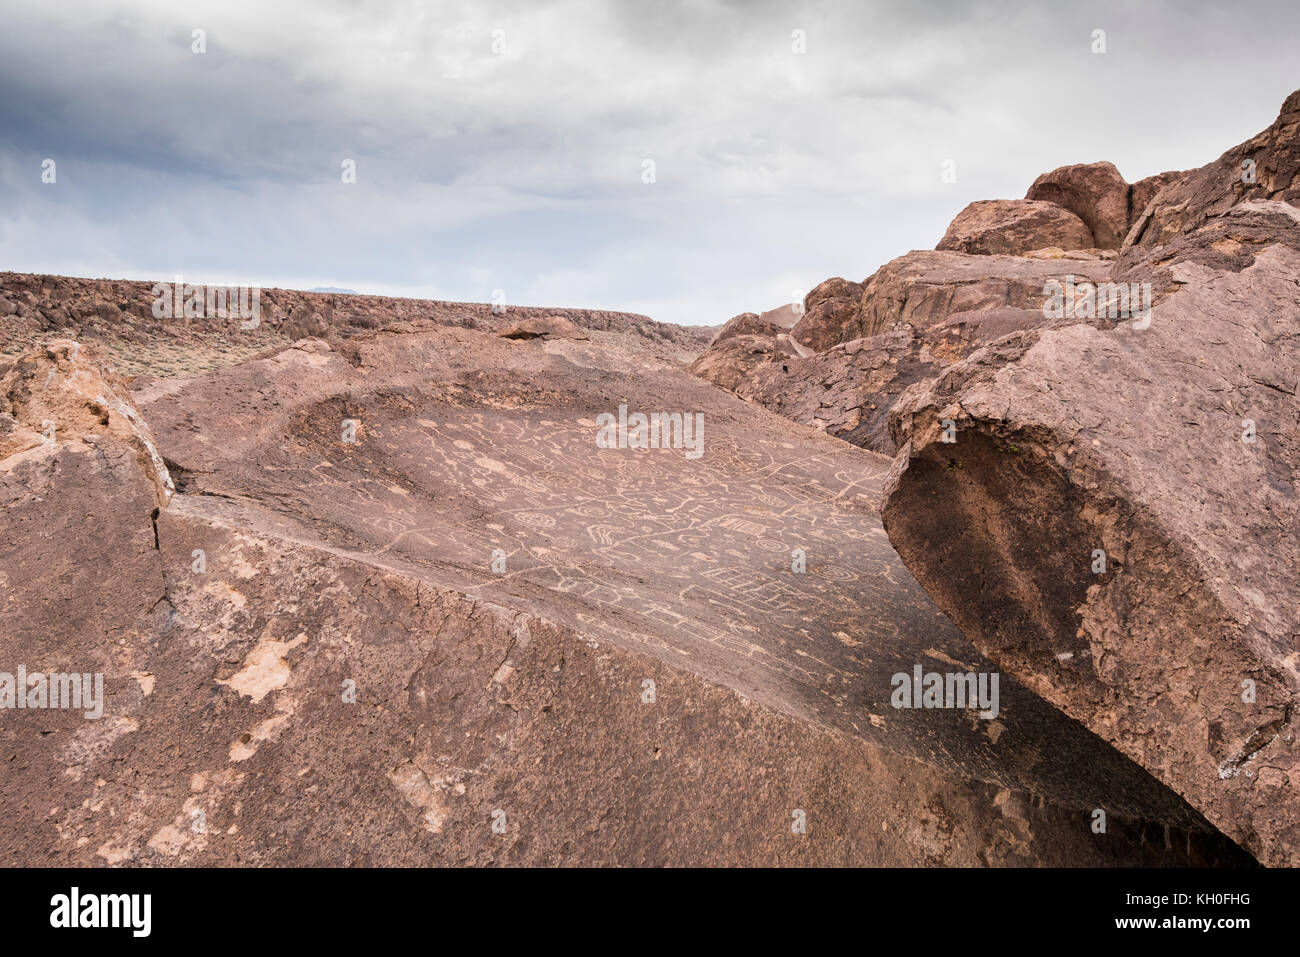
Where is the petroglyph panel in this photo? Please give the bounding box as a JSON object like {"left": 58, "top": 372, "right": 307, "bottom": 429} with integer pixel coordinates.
{"left": 139, "top": 327, "right": 1219, "bottom": 823}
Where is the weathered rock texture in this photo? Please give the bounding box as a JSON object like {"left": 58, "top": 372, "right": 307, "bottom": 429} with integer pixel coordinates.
{"left": 1129, "top": 170, "right": 1189, "bottom": 229}
{"left": 936, "top": 199, "right": 1094, "bottom": 256}
{"left": 687, "top": 331, "right": 805, "bottom": 394}
{"left": 0, "top": 272, "right": 713, "bottom": 377}
{"left": 794, "top": 280, "right": 864, "bottom": 351}
{"left": 693, "top": 252, "right": 1111, "bottom": 454}
{"left": 1025, "top": 162, "right": 1191, "bottom": 251}
{"left": 1025, "top": 161, "right": 1133, "bottom": 250}
{"left": 881, "top": 200, "right": 1300, "bottom": 866}
{"left": 805, "top": 277, "right": 864, "bottom": 313}
{"left": 497, "top": 315, "right": 588, "bottom": 340}
{"left": 1126, "top": 90, "right": 1300, "bottom": 249}
{"left": 11, "top": 91, "right": 1300, "bottom": 868}
{"left": 710, "top": 311, "right": 790, "bottom": 344}
{"left": 738, "top": 304, "right": 1060, "bottom": 456}
{"left": 0, "top": 328, "right": 1249, "bottom": 866}
{"left": 844, "top": 250, "right": 1111, "bottom": 346}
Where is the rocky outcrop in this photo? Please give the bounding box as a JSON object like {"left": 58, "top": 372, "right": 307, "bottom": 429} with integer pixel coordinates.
{"left": 1025, "top": 161, "right": 1132, "bottom": 250}
{"left": 11, "top": 88, "right": 1300, "bottom": 870}
{"left": 845, "top": 250, "right": 1111, "bottom": 346}
{"left": 805, "top": 277, "right": 864, "bottom": 313}
{"left": 0, "top": 341, "right": 171, "bottom": 655}
{"left": 0, "top": 272, "right": 714, "bottom": 377}
{"left": 1128, "top": 170, "right": 1188, "bottom": 227}
{"left": 497, "top": 315, "right": 589, "bottom": 340}
{"left": 880, "top": 200, "right": 1300, "bottom": 866}
{"left": 1126, "top": 89, "right": 1300, "bottom": 249}
{"left": 688, "top": 331, "right": 806, "bottom": 394}
{"left": 741, "top": 304, "right": 1057, "bottom": 455}
{"left": 936, "top": 199, "right": 1093, "bottom": 256}
{"left": 0, "top": 328, "right": 1249, "bottom": 866}
{"left": 0, "top": 340, "right": 172, "bottom": 503}
{"left": 690, "top": 250, "right": 1113, "bottom": 454}
{"left": 1113, "top": 199, "right": 1300, "bottom": 298}
{"left": 794, "top": 279, "right": 865, "bottom": 351}
{"left": 709, "top": 311, "right": 790, "bottom": 344}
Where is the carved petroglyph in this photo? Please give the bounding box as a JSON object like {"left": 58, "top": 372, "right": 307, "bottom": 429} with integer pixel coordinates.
{"left": 136, "top": 328, "right": 1228, "bottom": 820}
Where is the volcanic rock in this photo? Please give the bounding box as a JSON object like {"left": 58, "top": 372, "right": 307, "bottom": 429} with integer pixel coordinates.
{"left": 688, "top": 332, "right": 802, "bottom": 394}
{"left": 845, "top": 250, "right": 1111, "bottom": 346}
{"left": 793, "top": 279, "right": 867, "bottom": 352}
{"left": 880, "top": 202, "right": 1300, "bottom": 865}
{"left": 804, "top": 277, "right": 864, "bottom": 313}
{"left": 744, "top": 305, "right": 1052, "bottom": 455}
{"left": 1127, "top": 89, "right": 1300, "bottom": 249}
{"left": 1128, "top": 170, "right": 1188, "bottom": 227}
{"left": 709, "top": 311, "right": 789, "bottom": 344}
{"left": 1025, "top": 161, "right": 1131, "bottom": 250}
{"left": 497, "top": 314, "right": 588, "bottom": 340}
{"left": 690, "top": 251, "right": 1113, "bottom": 454}
{"left": 936, "top": 199, "right": 1094, "bottom": 256}
{"left": 0, "top": 328, "right": 1250, "bottom": 866}
{"left": 0, "top": 340, "right": 172, "bottom": 502}
{"left": 0, "top": 272, "right": 713, "bottom": 376}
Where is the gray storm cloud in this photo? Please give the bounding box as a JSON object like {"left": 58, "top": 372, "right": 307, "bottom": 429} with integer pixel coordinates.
{"left": 0, "top": 0, "right": 1297, "bottom": 324}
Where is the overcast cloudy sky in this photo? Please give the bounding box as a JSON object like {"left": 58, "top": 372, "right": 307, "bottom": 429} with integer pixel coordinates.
{"left": 1, "top": 1, "right": 1297, "bottom": 326}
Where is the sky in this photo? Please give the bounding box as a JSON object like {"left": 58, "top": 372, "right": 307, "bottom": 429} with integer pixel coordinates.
{"left": 1, "top": 0, "right": 1297, "bottom": 326}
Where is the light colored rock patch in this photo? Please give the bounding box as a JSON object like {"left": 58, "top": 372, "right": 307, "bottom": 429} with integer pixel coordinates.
{"left": 219, "top": 632, "right": 307, "bottom": 702}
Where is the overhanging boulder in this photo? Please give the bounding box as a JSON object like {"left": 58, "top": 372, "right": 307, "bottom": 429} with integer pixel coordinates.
{"left": 881, "top": 203, "right": 1300, "bottom": 865}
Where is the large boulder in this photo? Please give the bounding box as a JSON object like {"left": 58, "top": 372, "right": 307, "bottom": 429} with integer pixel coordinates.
{"left": 792, "top": 281, "right": 866, "bottom": 352}
{"left": 936, "top": 199, "right": 1094, "bottom": 256}
{"left": 0, "top": 341, "right": 172, "bottom": 652}
{"left": 804, "top": 277, "right": 864, "bottom": 314}
{"left": 844, "top": 249, "right": 1111, "bottom": 345}
{"left": 1127, "top": 89, "right": 1300, "bottom": 249}
{"left": 0, "top": 340, "right": 172, "bottom": 502}
{"left": 688, "top": 332, "right": 805, "bottom": 394}
{"left": 793, "top": 277, "right": 868, "bottom": 351}
{"left": 880, "top": 201, "right": 1300, "bottom": 865}
{"left": 1026, "top": 161, "right": 1131, "bottom": 249}
{"left": 0, "top": 330, "right": 1248, "bottom": 866}
{"left": 708, "top": 311, "right": 788, "bottom": 345}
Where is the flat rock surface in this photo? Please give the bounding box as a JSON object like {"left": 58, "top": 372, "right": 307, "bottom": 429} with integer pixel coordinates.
{"left": 134, "top": 327, "right": 1230, "bottom": 827}
{"left": 0, "top": 322, "right": 1251, "bottom": 866}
